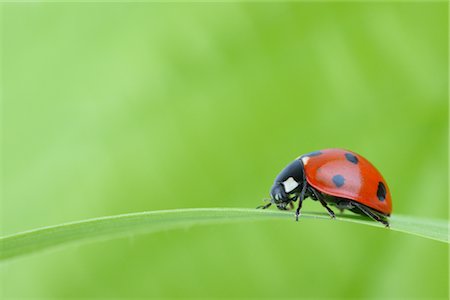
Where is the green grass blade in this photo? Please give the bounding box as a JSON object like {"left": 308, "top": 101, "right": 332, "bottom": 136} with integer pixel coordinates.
{"left": 1, "top": 208, "right": 448, "bottom": 262}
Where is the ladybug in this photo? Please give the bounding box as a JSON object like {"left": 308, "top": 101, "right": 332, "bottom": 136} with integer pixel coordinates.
{"left": 258, "top": 148, "right": 392, "bottom": 227}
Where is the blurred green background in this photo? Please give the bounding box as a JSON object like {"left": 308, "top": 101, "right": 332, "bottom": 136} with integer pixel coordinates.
{"left": 1, "top": 2, "right": 448, "bottom": 299}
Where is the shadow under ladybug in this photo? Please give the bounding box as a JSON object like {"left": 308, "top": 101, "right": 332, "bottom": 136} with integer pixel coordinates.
{"left": 257, "top": 149, "right": 392, "bottom": 227}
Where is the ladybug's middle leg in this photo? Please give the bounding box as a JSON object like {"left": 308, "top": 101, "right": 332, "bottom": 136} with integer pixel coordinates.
{"left": 311, "top": 189, "right": 336, "bottom": 219}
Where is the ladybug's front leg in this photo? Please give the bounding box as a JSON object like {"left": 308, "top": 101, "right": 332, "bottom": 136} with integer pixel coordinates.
{"left": 295, "top": 184, "right": 307, "bottom": 221}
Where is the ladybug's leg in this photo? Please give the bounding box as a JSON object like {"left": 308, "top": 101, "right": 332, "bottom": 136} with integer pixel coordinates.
{"left": 352, "top": 202, "right": 390, "bottom": 228}
{"left": 289, "top": 202, "right": 295, "bottom": 210}
{"left": 311, "top": 189, "right": 336, "bottom": 219}
{"left": 319, "top": 199, "right": 336, "bottom": 219}
{"left": 336, "top": 200, "right": 354, "bottom": 214}
{"left": 295, "top": 184, "right": 307, "bottom": 221}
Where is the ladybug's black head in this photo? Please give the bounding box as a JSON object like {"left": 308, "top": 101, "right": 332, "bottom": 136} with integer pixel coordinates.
{"left": 270, "top": 159, "right": 305, "bottom": 210}
{"left": 270, "top": 183, "right": 290, "bottom": 210}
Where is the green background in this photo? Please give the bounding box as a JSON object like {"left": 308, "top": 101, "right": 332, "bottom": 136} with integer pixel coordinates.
{"left": 1, "top": 2, "right": 448, "bottom": 299}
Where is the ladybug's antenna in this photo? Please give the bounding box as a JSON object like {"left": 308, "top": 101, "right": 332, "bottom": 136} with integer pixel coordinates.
{"left": 256, "top": 202, "right": 272, "bottom": 209}
{"left": 256, "top": 198, "right": 273, "bottom": 209}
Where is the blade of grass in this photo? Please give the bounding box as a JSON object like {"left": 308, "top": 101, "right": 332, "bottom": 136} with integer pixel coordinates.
{"left": 1, "top": 208, "right": 448, "bottom": 262}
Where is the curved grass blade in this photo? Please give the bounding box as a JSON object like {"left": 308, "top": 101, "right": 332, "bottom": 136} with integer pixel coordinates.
{"left": 1, "top": 208, "right": 448, "bottom": 262}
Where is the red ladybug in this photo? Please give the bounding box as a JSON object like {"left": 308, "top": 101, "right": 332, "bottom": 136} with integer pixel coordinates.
{"left": 258, "top": 148, "right": 392, "bottom": 227}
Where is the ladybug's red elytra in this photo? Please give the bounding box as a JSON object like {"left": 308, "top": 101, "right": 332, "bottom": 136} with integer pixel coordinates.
{"left": 258, "top": 148, "right": 392, "bottom": 227}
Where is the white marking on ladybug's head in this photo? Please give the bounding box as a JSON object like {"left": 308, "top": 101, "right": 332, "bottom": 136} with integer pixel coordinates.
{"left": 282, "top": 177, "right": 299, "bottom": 193}
{"left": 301, "top": 156, "right": 310, "bottom": 165}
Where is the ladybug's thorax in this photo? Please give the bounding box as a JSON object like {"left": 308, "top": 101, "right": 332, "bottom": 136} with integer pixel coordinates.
{"left": 274, "top": 159, "right": 305, "bottom": 184}
{"left": 300, "top": 155, "right": 311, "bottom": 166}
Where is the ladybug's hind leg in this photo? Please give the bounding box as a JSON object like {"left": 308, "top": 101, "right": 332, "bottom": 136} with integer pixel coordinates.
{"left": 351, "top": 202, "right": 390, "bottom": 228}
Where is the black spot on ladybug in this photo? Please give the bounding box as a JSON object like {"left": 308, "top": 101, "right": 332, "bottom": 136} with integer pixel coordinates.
{"left": 377, "top": 182, "right": 386, "bottom": 201}
{"left": 332, "top": 175, "right": 345, "bottom": 187}
{"left": 304, "top": 151, "right": 322, "bottom": 157}
{"left": 345, "top": 153, "right": 359, "bottom": 164}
